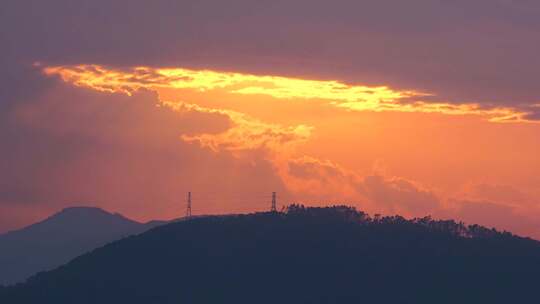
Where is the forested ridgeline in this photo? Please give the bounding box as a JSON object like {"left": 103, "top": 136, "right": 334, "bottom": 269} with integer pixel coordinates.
{"left": 1, "top": 205, "right": 539, "bottom": 304}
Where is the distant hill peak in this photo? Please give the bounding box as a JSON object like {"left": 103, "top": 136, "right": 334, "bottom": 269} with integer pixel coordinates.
{"left": 57, "top": 206, "right": 110, "bottom": 215}
{"left": 59, "top": 206, "right": 107, "bottom": 212}
{"left": 0, "top": 206, "right": 146, "bottom": 241}
{"left": 0, "top": 206, "right": 164, "bottom": 286}
{"left": 54, "top": 206, "right": 126, "bottom": 220}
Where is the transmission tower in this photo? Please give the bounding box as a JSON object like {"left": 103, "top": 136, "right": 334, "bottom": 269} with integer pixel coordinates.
{"left": 186, "top": 191, "right": 192, "bottom": 218}
{"left": 271, "top": 192, "right": 277, "bottom": 212}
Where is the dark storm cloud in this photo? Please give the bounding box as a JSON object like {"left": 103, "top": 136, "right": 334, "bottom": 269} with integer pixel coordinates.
{"left": 2, "top": 0, "right": 540, "bottom": 108}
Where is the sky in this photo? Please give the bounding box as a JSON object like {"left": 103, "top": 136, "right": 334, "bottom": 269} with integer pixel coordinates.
{"left": 1, "top": 0, "right": 540, "bottom": 238}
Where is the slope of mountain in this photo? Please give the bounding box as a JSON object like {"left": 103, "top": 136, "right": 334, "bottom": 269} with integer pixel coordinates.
{"left": 1, "top": 205, "right": 540, "bottom": 303}
{"left": 0, "top": 207, "right": 162, "bottom": 285}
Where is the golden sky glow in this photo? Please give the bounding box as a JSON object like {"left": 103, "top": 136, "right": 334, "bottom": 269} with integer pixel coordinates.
{"left": 43, "top": 65, "right": 534, "bottom": 123}
{"left": 4, "top": 0, "right": 540, "bottom": 242}
{"left": 31, "top": 63, "right": 540, "bottom": 238}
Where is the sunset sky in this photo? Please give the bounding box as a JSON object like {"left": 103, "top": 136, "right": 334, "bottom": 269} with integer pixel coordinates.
{"left": 2, "top": 0, "right": 540, "bottom": 238}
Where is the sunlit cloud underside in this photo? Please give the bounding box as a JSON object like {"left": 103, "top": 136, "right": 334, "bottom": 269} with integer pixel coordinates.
{"left": 43, "top": 64, "right": 534, "bottom": 123}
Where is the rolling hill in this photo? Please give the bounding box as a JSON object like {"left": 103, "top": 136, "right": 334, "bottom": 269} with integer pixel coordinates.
{"left": 0, "top": 207, "right": 164, "bottom": 285}
{"left": 1, "top": 205, "right": 539, "bottom": 303}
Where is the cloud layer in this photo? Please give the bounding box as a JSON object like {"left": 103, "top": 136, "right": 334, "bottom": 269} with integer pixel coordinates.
{"left": 4, "top": 0, "right": 540, "bottom": 109}
{"left": 43, "top": 65, "right": 537, "bottom": 122}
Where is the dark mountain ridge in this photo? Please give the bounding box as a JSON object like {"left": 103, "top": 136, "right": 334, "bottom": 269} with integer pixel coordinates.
{"left": 0, "top": 207, "right": 163, "bottom": 285}
{"left": 1, "top": 205, "right": 539, "bottom": 303}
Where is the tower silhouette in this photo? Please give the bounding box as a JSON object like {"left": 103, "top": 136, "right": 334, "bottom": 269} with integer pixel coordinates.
{"left": 271, "top": 192, "right": 277, "bottom": 212}
{"left": 186, "top": 192, "right": 192, "bottom": 218}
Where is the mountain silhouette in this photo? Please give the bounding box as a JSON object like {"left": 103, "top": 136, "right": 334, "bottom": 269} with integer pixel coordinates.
{"left": 0, "top": 207, "right": 164, "bottom": 285}
{"left": 1, "top": 205, "right": 539, "bottom": 303}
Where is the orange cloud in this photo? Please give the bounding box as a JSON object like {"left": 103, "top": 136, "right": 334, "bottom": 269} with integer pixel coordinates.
{"left": 279, "top": 156, "right": 441, "bottom": 216}
{"left": 281, "top": 156, "right": 540, "bottom": 237}
{"left": 281, "top": 156, "right": 362, "bottom": 200}
{"left": 336, "top": 100, "right": 528, "bottom": 123}
{"left": 162, "top": 101, "right": 312, "bottom": 155}
{"left": 42, "top": 64, "right": 537, "bottom": 123}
